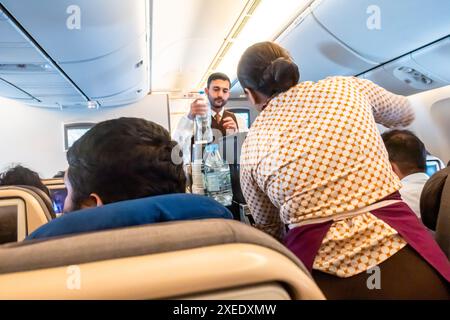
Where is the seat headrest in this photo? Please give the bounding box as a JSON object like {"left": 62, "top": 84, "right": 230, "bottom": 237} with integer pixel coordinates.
{"left": 420, "top": 166, "right": 450, "bottom": 230}
{"left": 27, "top": 193, "right": 233, "bottom": 240}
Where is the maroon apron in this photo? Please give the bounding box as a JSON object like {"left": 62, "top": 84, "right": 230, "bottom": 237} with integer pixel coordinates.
{"left": 284, "top": 192, "right": 450, "bottom": 282}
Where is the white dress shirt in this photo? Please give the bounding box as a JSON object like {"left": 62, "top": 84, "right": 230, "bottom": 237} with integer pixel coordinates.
{"left": 399, "top": 172, "right": 430, "bottom": 218}
{"left": 173, "top": 107, "right": 237, "bottom": 164}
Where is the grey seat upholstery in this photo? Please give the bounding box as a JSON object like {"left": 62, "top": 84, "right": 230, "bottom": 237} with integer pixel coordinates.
{"left": 0, "top": 219, "right": 325, "bottom": 299}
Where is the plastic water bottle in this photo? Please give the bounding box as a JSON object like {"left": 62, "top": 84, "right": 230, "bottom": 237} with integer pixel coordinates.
{"left": 191, "top": 159, "right": 205, "bottom": 195}
{"left": 194, "top": 91, "right": 213, "bottom": 145}
{"left": 203, "top": 144, "right": 233, "bottom": 206}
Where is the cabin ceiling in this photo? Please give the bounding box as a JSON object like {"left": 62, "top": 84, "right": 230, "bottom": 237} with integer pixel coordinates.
{"left": 151, "top": 0, "right": 247, "bottom": 94}
{"left": 0, "top": 0, "right": 449, "bottom": 109}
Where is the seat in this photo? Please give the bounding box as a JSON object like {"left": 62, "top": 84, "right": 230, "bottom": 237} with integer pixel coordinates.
{"left": 0, "top": 186, "right": 54, "bottom": 244}
{"left": 420, "top": 166, "right": 450, "bottom": 258}
{"left": 0, "top": 219, "right": 325, "bottom": 299}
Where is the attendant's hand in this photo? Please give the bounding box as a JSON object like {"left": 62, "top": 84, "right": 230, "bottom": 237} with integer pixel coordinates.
{"left": 188, "top": 98, "right": 208, "bottom": 120}
{"left": 223, "top": 117, "right": 238, "bottom": 135}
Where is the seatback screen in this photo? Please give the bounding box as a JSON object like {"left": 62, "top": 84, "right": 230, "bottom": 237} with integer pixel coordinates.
{"left": 50, "top": 189, "right": 68, "bottom": 214}
{"left": 0, "top": 205, "right": 18, "bottom": 244}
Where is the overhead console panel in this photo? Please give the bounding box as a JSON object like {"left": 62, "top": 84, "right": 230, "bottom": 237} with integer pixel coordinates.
{"left": 0, "top": 0, "right": 150, "bottom": 108}
{"left": 267, "top": 0, "right": 450, "bottom": 96}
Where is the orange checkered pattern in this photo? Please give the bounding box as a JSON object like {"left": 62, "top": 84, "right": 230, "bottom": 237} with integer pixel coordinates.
{"left": 241, "top": 76, "right": 414, "bottom": 277}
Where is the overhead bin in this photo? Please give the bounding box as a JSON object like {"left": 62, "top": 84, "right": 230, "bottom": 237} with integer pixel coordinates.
{"left": 0, "top": 77, "right": 33, "bottom": 100}
{"left": 359, "top": 54, "right": 448, "bottom": 96}
{"left": 0, "top": 0, "right": 147, "bottom": 63}
{"left": 0, "top": 0, "right": 150, "bottom": 108}
{"left": 278, "top": 9, "right": 377, "bottom": 82}
{"left": 312, "top": 0, "right": 450, "bottom": 63}
{"left": 0, "top": 71, "right": 84, "bottom": 97}
{"left": 412, "top": 37, "right": 450, "bottom": 83}
{"left": 0, "top": 12, "right": 46, "bottom": 64}
{"left": 61, "top": 33, "right": 148, "bottom": 99}
{"left": 96, "top": 82, "right": 149, "bottom": 108}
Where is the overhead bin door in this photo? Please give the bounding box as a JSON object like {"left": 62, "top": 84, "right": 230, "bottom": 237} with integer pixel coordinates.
{"left": 1, "top": 0, "right": 146, "bottom": 62}
{"left": 312, "top": 0, "right": 450, "bottom": 63}
{"left": 277, "top": 9, "right": 377, "bottom": 82}
{"left": 1, "top": 0, "right": 149, "bottom": 105}
{"left": 360, "top": 54, "right": 448, "bottom": 96}
{"left": 412, "top": 37, "right": 450, "bottom": 83}
{"left": 60, "top": 33, "right": 148, "bottom": 99}
{"left": 0, "top": 78, "right": 33, "bottom": 100}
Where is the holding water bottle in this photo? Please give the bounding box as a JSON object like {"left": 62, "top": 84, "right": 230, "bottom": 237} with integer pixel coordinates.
{"left": 194, "top": 91, "right": 213, "bottom": 145}
{"left": 203, "top": 144, "right": 233, "bottom": 206}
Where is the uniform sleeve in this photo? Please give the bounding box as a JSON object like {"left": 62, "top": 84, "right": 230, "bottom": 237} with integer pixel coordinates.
{"left": 172, "top": 115, "right": 194, "bottom": 164}
{"left": 354, "top": 77, "right": 415, "bottom": 128}
{"left": 240, "top": 162, "right": 285, "bottom": 240}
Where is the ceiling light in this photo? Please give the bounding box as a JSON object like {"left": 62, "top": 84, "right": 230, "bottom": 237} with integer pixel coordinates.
{"left": 198, "top": 0, "right": 312, "bottom": 89}
{"left": 87, "top": 101, "right": 99, "bottom": 109}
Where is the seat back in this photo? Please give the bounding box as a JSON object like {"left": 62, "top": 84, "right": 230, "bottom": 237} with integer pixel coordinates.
{"left": 0, "top": 219, "right": 325, "bottom": 299}
{"left": 0, "top": 186, "right": 54, "bottom": 244}
{"left": 420, "top": 166, "right": 450, "bottom": 258}
{"left": 435, "top": 174, "right": 450, "bottom": 258}
{"left": 41, "top": 178, "right": 65, "bottom": 187}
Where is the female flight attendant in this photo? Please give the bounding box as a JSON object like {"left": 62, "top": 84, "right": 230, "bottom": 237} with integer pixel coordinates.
{"left": 237, "top": 41, "right": 449, "bottom": 299}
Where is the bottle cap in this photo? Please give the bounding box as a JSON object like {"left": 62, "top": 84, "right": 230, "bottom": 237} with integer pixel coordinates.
{"left": 205, "top": 144, "right": 218, "bottom": 153}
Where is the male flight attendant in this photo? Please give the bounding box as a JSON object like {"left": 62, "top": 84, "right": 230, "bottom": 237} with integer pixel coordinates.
{"left": 173, "top": 72, "right": 239, "bottom": 163}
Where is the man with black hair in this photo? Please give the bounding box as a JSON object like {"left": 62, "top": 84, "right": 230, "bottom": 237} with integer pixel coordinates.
{"left": 173, "top": 72, "right": 239, "bottom": 163}
{"left": 63, "top": 117, "right": 186, "bottom": 212}
{"left": 382, "top": 129, "right": 429, "bottom": 217}
{"left": 0, "top": 164, "right": 51, "bottom": 197}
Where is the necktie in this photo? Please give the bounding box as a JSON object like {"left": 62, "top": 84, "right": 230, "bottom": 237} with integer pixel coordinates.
{"left": 215, "top": 114, "right": 221, "bottom": 124}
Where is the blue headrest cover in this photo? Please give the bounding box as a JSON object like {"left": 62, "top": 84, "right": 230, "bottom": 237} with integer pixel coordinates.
{"left": 27, "top": 193, "right": 233, "bottom": 240}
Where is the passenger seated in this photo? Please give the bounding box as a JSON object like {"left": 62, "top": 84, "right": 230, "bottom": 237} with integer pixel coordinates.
{"left": 27, "top": 117, "right": 232, "bottom": 239}
{"left": 420, "top": 166, "right": 450, "bottom": 257}
{"left": 63, "top": 117, "right": 187, "bottom": 212}
{"left": 0, "top": 165, "right": 51, "bottom": 198}
{"left": 381, "top": 130, "right": 429, "bottom": 217}
{"left": 237, "top": 41, "right": 449, "bottom": 299}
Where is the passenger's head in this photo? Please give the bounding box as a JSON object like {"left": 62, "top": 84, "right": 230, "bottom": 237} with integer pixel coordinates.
{"left": 381, "top": 129, "right": 426, "bottom": 179}
{"left": 0, "top": 165, "right": 50, "bottom": 197}
{"left": 64, "top": 117, "right": 186, "bottom": 213}
{"left": 237, "top": 41, "right": 299, "bottom": 111}
{"left": 205, "top": 72, "right": 231, "bottom": 110}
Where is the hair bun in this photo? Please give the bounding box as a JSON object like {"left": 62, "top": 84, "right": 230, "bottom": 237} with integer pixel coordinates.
{"left": 260, "top": 57, "right": 300, "bottom": 95}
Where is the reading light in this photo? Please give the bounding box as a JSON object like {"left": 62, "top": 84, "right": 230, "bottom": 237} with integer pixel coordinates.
{"left": 87, "top": 101, "right": 98, "bottom": 109}
{"left": 393, "top": 66, "right": 434, "bottom": 89}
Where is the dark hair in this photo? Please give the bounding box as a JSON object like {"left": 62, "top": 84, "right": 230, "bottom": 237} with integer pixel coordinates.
{"left": 0, "top": 165, "right": 50, "bottom": 197}
{"left": 207, "top": 72, "right": 231, "bottom": 89}
{"left": 381, "top": 129, "right": 427, "bottom": 175}
{"left": 66, "top": 117, "right": 186, "bottom": 210}
{"left": 237, "top": 41, "right": 300, "bottom": 98}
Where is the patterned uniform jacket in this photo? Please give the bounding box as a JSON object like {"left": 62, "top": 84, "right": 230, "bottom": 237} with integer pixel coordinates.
{"left": 241, "top": 76, "right": 415, "bottom": 277}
